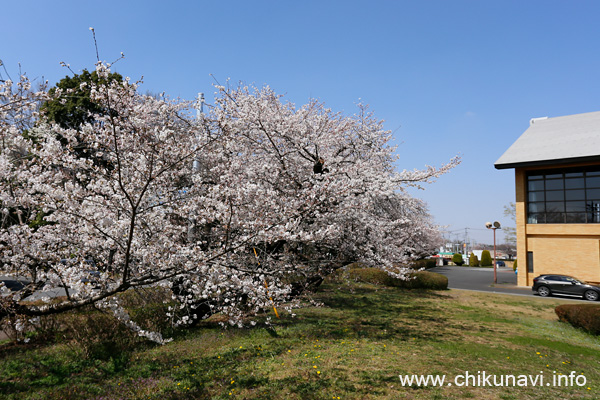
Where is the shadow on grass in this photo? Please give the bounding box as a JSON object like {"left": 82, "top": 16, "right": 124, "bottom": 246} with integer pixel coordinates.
{"left": 0, "top": 284, "right": 453, "bottom": 400}
{"left": 272, "top": 284, "right": 452, "bottom": 342}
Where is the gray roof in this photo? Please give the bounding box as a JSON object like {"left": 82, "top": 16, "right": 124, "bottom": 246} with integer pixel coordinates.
{"left": 495, "top": 111, "right": 600, "bottom": 169}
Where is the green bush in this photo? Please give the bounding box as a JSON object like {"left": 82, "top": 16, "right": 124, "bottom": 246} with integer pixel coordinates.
{"left": 411, "top": 259, "right": 437, "bottom": 269}
{"left": 513, "top": 259, "right": 518, "bottom": 271}
{"left": 468, "top": 253, "right": 479, "bottom": 267}
{"left": 452, "top": 253, "right": 464, "bottom": 266}
{"left": 60, "top": 307, "right": 140, "bottom": 362}
{"left": 118, "top": 287, "right": 174, "bottom": 334}
{"left": 555, "top": 304, "right": 600, "bottom": 335}
{"left": 480, "top": 250, "right": 493, "bottom": 266}
{"left": 405, "top": 271, "right": 448, "bottom": 290}
{"left": 348, "top": 268, "right": 448, "bottom": 290}
{"left": 345, "top": 262, "right": 366, "bottom": 270}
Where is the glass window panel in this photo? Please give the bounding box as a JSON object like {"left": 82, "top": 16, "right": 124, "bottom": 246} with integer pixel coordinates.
{"left": 565, "top": 178, "right": 584, "bottom": 189}
{"left": 546, "top": 201, "right": 565, "bottom": 212}
{"left": 545, "top": 179, "right": 564, "bottom": 190}
{"left": 586, "top": 176, "right": 600, "bottom": 188}
{"left": 565, "top": 190, "right": 585, "bottom": 201}
{"left": 527, "top": 213, "right": 543, "bottom": 224}
{"left": 566, "top": 213, "right": 587, "bottom": 223}
{"left": 546, "top": 191, "right": 564, "bottom": 201}
{"left": 523, "top": 168, "right": 600, "bottom": 224}
{"left": 588, "top": 202, "right": 600, "bottom": 222}
{"left": 587, "top": 188, "right": 600, "bottom": 200}
{"left": 546, "top": 212, "right": 565, "bottom": 223}
{"left": 528, "top": 202, "right": 545, "bottom": 213}
{"left": 528, "top": 180, "right": 544, "bottom": 191}
{"left": 528, "top": 191, "right": 545, "bottom": 202}
{"left": 566, "top": 201, "right": 586, "bottom": 212}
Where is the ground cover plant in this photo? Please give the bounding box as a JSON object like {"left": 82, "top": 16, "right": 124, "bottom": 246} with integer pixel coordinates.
{"left": 0, "top": 281, "right": 598, "bottom": 400}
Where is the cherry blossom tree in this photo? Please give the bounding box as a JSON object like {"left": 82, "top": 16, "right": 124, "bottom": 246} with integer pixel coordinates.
{"left": 194, "top": 85, "right": 458, "bottom": 291}
{"left": 0, "top": 64, "right": 458, "bottom": 342}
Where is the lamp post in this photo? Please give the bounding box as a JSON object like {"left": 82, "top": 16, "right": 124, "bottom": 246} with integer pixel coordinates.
{"left": 486, "top": 221, "right": 501, "bottom": 283}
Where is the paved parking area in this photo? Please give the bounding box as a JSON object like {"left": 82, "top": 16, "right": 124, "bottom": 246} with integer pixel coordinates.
{"left": 430, "top": 266, "right": 534, "bottom": 296}
{"left": 430, "top": 266, "right": 590, "bottom": 302}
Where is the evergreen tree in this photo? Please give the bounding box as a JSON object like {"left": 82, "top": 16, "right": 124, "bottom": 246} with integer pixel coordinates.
{"left": 481, "top": 250, "right": 493, "bottom": 266}
{"left": 452, "top": 253, "right": 464, "bottom": 266}
{"left": 469, "top": 252, "right": 479, "bottom": 267}
{"left": 41, "top": 69, "right": 123, "bottom": 129}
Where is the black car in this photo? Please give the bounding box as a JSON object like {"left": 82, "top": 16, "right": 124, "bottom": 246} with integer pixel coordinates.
{"left": 532, "top": 274, "right": 600, "bottom": 301}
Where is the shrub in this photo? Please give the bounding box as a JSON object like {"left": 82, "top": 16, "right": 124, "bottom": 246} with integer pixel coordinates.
{"left": 452, "top": 253, "right": 464, "bottom": 266}
{"left": 348, "top": 268, "right": 448, "bottom": 290}
{"left": 405, "top": 271, "right": 448, "bottom": 290}
{"left": 513, "top": 259, "right": 518, "bottom": 271}
{"left": 61, "top": 306, "right": 141, "bottom": 362}
{"left": 411, "top": 259, "right": 437, "bottom": 269}
{"left": 118, "top": 287, "right": 174, "bottom": 334}
{"left": 480, "top": 250, "right": 493, "bottom": 266}
{"left": 346, "top": 262, "right": 366, "bottom": 270}
{"left": 468, "top": 253, "right": 479, "bottom": 267}
{"left": 555, "top": 304, "right": 600, "bottom": 335}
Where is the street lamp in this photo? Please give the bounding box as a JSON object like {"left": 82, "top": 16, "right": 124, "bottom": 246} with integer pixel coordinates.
{"left": 485, "top": 221, "right": 501, "bottom": 283}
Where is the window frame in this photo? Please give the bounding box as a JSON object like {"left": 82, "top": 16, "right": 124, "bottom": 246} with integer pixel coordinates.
{"left": 526, "top": 166, "right": 600, "bottom": 224}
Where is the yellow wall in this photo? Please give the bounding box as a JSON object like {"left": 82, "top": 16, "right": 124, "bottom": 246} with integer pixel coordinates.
{"left": 515, "top": 165, "right": 600, "bottom": 286}
{"left": 515, "top": 169, "right": 528, "bottom": 286}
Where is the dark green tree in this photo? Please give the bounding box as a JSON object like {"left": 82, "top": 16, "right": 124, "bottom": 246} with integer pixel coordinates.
{"left": 469, "top": 252, "right": 479, "bottom": 267}
{"left": 481, "top": 250, "right": 493, "bottom": 266}
{"left": 452, "top": 253, "right": 464, "bottom": 266}
{"left": 40, "top": 69, "right": 123, "bottom": 130}
{"left": 40, "top": 69, "right": 123, "bottom": 167}
{"left": 14, "top": 70, "right": 124, "bottom": 230}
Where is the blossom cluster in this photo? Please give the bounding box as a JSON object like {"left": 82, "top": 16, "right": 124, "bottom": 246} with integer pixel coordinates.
{"left": 0, "top": 63, "right": 458, "bottom": 342}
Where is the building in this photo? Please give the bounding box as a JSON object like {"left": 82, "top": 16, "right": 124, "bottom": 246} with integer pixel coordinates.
{"left": 495, "top": 111, "right": 600, "bottom": 287}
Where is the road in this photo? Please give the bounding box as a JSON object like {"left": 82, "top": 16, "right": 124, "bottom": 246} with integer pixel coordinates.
{"left": 430, "top": 265, "right": 533, "bottom": 296}
{"left": 430, "top": 266, "right": 591, "bottom": 302}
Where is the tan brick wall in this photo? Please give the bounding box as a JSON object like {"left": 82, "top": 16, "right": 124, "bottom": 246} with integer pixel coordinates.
{"left": 514, "top": 164, "right": 600, "bottom": 287}
{"left": 515, "top": 169, "right": 528, "bottom": 286}
{"left": 526, "top": 236, "right": 600, "bottom": 285}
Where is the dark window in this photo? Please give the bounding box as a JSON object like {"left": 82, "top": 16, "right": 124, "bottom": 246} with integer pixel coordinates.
{"left": 565, "top": 190, "right": 585, "bottom": 200}
{"left": 566, "top": 213, "right": 587, "bottom": 223}
{"left": 528, "top": 191, "right": 545, "bottom": 202}
{"left": 527, "top": 167, "right": 600, "bottom": 224}
{"left": 565, "top": 178, "right": 584, "bottom": 189}
{"left": 527, "top": 252, "right": 534, "bottom": 273}
{"left": 587, "top": 177, "right": 600, "bottom": 187}
{"left": 546, "top": 191, "right": 564, "bottom": 201}
{"left": 528, "top": 180, "right": 544, "bottom": 191}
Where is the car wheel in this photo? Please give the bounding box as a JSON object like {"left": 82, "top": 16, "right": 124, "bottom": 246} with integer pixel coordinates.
{"left": 537, "top": 286, "right": 551, "bottom": 297}
{"left": 584, "top": 290, "right": 599, "bottom": 301}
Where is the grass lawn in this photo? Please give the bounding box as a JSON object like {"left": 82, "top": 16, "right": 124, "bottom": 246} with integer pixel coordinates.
{"left": 1, "top": 280, "right": 599, "bottom": 399}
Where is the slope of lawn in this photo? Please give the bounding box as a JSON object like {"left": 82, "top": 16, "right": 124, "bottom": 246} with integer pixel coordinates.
{"left": 0, "top": 279, "right": 598, "bottom": 399}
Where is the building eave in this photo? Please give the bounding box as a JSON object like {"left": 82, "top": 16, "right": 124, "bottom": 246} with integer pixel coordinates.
{"left": 494, "top": 154, "right": 600, "bottom": 170}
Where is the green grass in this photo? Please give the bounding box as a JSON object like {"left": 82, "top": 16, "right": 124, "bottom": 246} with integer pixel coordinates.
{"left": 1, "top": 281, "right": 599, "bottom": 399}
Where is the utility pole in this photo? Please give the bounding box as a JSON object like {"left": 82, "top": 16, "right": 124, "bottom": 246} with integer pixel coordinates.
{"left": 193, "top": 93, "right": 205, "bottom": 171}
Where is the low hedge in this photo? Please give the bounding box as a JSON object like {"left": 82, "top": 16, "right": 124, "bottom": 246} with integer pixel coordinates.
{"left": 348, "top": 268, "right": 448, "bottom": 290}
{"left": 555, "top": 304, "right": 600, "bottom": 335}
{"left": 411, "top": 259, "right": 437, "bottom": 269}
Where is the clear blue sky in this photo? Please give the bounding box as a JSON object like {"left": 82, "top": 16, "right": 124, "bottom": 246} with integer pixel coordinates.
{"left": 3, "top": 0, "right": 600, "bottom": 244}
